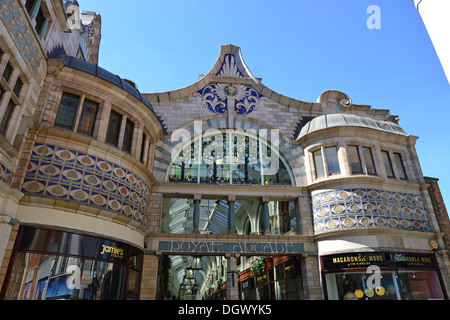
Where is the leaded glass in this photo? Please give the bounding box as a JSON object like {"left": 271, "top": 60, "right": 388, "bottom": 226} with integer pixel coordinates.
{"left": 55, "top": 93, "right": 79, "bottom": 129}
{"left": 77, "top": 98, "right": 98, "bottom": 135}
{"left": 106, "top": 110, "right": 122, "bottom": 146}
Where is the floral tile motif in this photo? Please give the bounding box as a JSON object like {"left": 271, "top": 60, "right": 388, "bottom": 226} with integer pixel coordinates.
{"left": 312, "top": 188, "right": 431, "bottom": 234}
{"left": 0, "top": 0, "right": 42, "bottom": 75}
{"left": 0, "top": 161, "right": 14, "bottom": 186}
{"left": 23, "top": 144, "right": 150, "bottom": 225}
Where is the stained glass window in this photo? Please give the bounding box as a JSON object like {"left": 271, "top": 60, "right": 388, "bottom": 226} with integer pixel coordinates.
{"left": 55, "top": 93, "right": 79, "bottom": 129}
{"left": 77, "top": 98, "right": 98, "bottom": 135}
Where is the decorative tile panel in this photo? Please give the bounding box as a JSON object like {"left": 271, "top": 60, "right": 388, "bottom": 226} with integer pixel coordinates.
{"left": 22, "top": 144, "right": 150, "bottom": 225}
{"left": 312, "top": 189, "right": 432, "bottom": 234}
{"left": 0, "top": 0, "right": 42, "bottom": 75}
{"left": 193, "top": 83, "right": 265, "bottom": 115}
{"left": 0, "top": 161, "right": 14, "bottom": 186}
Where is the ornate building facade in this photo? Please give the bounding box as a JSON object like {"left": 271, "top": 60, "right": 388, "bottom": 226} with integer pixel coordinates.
{"left": 0, "top": 1, "right": 449, "bottom": 300}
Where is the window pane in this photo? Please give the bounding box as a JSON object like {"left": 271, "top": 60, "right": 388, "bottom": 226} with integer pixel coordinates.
{"left": 55, "top": 93, "right": 79, "bottom": 129}
{"left": 398, "top": 271, "right": 444, "bottom": 300}
{"left": 13, "top": 77, "right": 23, "bottom": 97}
{"left": 106, "top": 110, "right": 122, "bottom": 146}
{"left": 2, "top": 63, "right": 12, "bottom": 82}
{"left": 381, "top": 151, "right": 394, "bottom": 178}
{"left": 122, "top": 119, "right": 134, "bottom": 153}
{"left": 0, "top": 100, "right": 15, "bottom": 134}
{"left": 326, "top": 146, "right": 340, "bottom": 174}
{"left": 393, "top": 153, "right": 406, "bottom": 180}
{"left": 347, "top": 146, "right": 363, "bottom": 174}
{"left": 362, "top": 147, "right": 377, "bottom": 175}
{"left": 313, "top": 149, "right": 325, "bottom": 178}
{"left": 77, "top": 99, "right": 98, "bottom": 135}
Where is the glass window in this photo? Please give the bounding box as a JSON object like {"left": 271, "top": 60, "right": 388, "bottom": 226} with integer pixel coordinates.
{"left": 122, "top": 118, "right": 134, "bottom": 153}
{"left": 0, "top": 100, "right": 15, "bottom": 134}
{"left": 347, "top": 146, "right": 363, "bottom": 174}
{"left": 106, "top": 110, "right": 122, "bottom": 146}
{"left": 2, "top": 62, "right": 13, "bottom": 82}
{"left": 55, "top": 93, "right": 79, "bottom": 129}
{"left": 313, "top": 149, "right": 325, "bottom": 178}
{"left": 362, "top": 147, "right": 377, "bottom": 176}
{"left": 393, "top": 153, "right": 407, "bottom": 180}
{"left": 325, "top": 271, "right": 401, "bottom": 300}
{"left": 381, "top": 151, "right": 394, "bottom": 178}
{"left": 398, "top": 271, "right": 444, "bottom": 300}
{"left": 13, "top": 77, "right": 23, "bottom": 97}
{"left": 325, "top": 146, "right": 340, "bottom": 175}
{"left": 77, "top": 98, "right": 98, "bottom": 136}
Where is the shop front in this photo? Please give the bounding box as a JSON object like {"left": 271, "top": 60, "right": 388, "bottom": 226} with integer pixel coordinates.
{"left": 322, "top": 252, "right": 447, "bottom": 300}
{"left": 1, "top": 226, "right": 143, "bottom": 300}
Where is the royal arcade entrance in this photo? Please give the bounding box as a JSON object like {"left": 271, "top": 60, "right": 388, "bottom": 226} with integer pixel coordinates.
{"left": 140, "top": 188, "right": 321, "bottom": 301}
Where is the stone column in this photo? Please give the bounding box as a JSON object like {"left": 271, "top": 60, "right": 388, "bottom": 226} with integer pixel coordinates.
{"left": 228, "top": 195, "right": 236, "bottom": 235}
{"left": 301, "top": 254, "right": 323, "bottom": 300}
{"left": 192, "top": 194, "right": 201, "bottom": 234}
{"left": 226, "top": 254, "right": 239, "bottom": 300}
{"left": 140, "top": 253, "right": 161, "bottom": 300}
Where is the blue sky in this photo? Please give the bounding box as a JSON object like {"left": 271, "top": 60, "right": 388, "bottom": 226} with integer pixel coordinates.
{"left": 78, "top": 0, "right": 450, "bottom": 209}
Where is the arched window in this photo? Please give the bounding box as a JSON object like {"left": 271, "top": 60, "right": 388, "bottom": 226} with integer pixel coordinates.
{"left": 166, "top": 130, "right": 294, "bottom": 186}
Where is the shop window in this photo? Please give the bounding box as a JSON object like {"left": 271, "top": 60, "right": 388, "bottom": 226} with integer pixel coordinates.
{"left": 381, "top": 150, "right": 394, "bottom": 178}
{"left": 398, "top": 271, "right": 444, "bottom": 300}
{"left": 362, "top": 147, "right": 377, "bottom": 176}
{"left": 393, "top": 153, "right": 407, "bottom": 180}
{"left": 1, "top": 226, "right": 143, "bottom": 300}
{"left": 0, "top": 100, "right": 15, "bottom": 135}
{"left": 347, "top": 145, "right": 363, "bottom": 174}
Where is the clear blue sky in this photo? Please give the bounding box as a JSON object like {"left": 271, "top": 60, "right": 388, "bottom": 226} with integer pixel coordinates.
{"left": 78, "top": 0, "right": 450, "bottom": 210}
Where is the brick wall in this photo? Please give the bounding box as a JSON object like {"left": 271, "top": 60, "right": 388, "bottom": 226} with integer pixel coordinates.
{"left": 425, "top": 177, "right": 450, "bottom": 249}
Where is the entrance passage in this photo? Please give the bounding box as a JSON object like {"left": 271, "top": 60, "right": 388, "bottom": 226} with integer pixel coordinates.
{"left": 158, "top": 255, "right": 303, "bottom": 300}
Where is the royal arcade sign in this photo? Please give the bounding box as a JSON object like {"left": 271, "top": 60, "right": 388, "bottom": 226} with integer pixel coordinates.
{"left": 158, "top": 240, "right": 304, "bottom": 255}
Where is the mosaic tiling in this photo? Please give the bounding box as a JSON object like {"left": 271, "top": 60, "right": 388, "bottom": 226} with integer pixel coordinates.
{"left": 0, "top": 161, "right": 14, "bottom": 186}
{"left": 312, "top": 189, "right": 432, "bottom": 234}
{"left": 22, "top": 144, "right": 150, "bottom": 225}
{"left": 0, "top": 0, "right": 42, "bottom": 75}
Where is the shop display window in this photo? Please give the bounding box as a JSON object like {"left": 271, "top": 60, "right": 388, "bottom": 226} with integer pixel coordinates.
{"left": 325, "top": 271, "right": 400, "bottom": 300}
{"left": 398, "top": 271, "right": 444, "bottom": 300}
{"left": 1, "top": 227, "right": 143, "bottom": 300}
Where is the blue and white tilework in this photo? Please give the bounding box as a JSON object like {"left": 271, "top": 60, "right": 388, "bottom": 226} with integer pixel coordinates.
{"left": 22, "top": 144, "right": 150, "bottom": 225}
{"left": 312, "top": 189, "right": 432, "bottom": 234}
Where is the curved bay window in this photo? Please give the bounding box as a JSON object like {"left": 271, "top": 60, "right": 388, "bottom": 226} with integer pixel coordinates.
{"left": 167, "top": 130, "right": 294, "bottom": 186}
{"left": 1, "top": 226, "right": 143, "bottom": 300}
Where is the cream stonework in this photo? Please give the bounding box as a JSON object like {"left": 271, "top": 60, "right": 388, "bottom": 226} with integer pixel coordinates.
{"left": 0, "top": 1, "right": 448, "bottom": 301}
